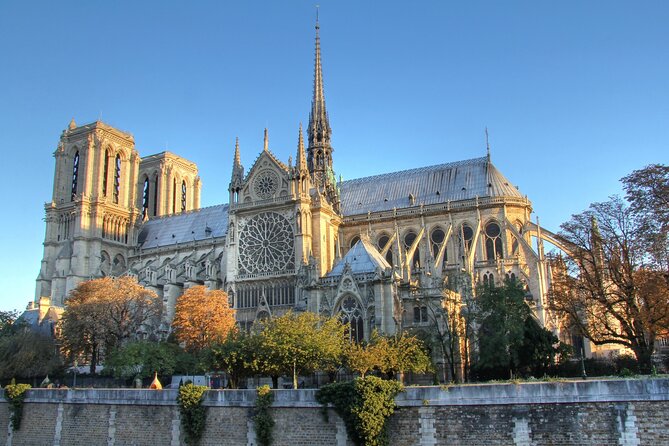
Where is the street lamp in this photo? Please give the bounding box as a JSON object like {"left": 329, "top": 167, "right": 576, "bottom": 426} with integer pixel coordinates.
{"left": 73, "top": 360, "right": 78, "bottom": 387}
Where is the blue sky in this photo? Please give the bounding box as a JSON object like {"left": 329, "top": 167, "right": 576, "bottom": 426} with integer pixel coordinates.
{"left": 0, "top": 1, "right": 667, "bottom": 312}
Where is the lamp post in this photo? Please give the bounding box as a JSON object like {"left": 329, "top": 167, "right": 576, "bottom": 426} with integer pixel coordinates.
{"left": 580, "top": 342, "right": 587, "bottom": 379}
{"left": 73, "top": 360, "right": 78, "bottom": 387}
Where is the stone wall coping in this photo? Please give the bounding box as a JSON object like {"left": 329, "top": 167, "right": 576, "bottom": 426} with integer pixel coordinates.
{"left": 1, "top": 378, "right": 666, "bottom": 408}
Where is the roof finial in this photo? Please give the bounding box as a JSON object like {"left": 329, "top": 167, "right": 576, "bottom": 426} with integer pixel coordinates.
{"left": 234, "top": 137, "right": 241, "bottom": 165}
{"left": 68, "top": 118, "right": 77, "bottom": 130}
{"left": 263, "top": 128, "right": 269, "bottom": 152}
{"left": 485, "top": 126, "right": 491, "bottom": 161}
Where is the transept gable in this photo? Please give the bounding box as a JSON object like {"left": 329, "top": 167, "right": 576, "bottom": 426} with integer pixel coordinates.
{"left": 241, "top": 149, "right": 291, "bottom": 203}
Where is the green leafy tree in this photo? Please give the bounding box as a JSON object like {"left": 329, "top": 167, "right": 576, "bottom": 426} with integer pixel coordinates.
{"left": 206, "top": 331, "right": 257, "bottom": 389}
{"left": 256, "top": 312, "right": 346, "bottom": 388}
{"left": 473, "top": 279, "right": 566, "bottom": 380}
{"left": 345, "top": 338, "right": 385, "bottom": 378}
{"left": 0, "top": 330, "right": 63, "bottom": 382}
{"left": 103, "top": 341, "right": 183, "bottom": 380}
{"left": 0, "top": 310, "right": 23, "bottom": 337}
{"left": 376, "top": 333, "right": 431, "bottom": 384}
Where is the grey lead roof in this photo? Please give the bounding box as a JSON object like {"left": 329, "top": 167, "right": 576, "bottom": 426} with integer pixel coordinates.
{"left": 327, "top": 239, "right": 391, "bottom": 277}
{"left": 138, "top": 204, "right": 229, "bottom": 250}
{"left": 338, "top": 157, "right": 524, "bottom": 216}
{"left": 137, "top": 157, "right": 524, "bottom": 250}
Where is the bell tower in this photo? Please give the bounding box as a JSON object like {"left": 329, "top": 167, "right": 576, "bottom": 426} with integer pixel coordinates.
{"left": 36, "top": 120, "right": 141, "bottom": 306}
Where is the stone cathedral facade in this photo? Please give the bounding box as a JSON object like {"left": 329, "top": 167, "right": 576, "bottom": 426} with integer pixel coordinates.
{"left": 34, "top": 22, "right": 565, "bottom": 349}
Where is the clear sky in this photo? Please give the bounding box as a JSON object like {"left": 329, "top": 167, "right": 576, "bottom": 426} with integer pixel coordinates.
{"left": 0, "top": 1, "right": 667, "bottom": 312}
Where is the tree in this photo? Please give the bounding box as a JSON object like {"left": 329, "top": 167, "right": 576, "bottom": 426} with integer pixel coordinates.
{"left": 376, "top": 332, "right": 431, "bottom": 384}
{"left": 473, "top": 279, "right": 530, "bottom": 379}
{"left": 472, "top": 279, "right": 566, "bottom": 380}
{"left": 0, "top": 311, "right": 23, "bottom": 337}
{"left": 549, "top": 197, "right": 669, "bottom": 372}
{"left": 345, "top": 339, "right": 384, "bottom": 378}
{"left": 206, "top": 331, "right": 257, "bottom": 389}
{"left": 256, "top": 312, "right": 346, "bottom": 389}
{"left": 103, "top": 341, "right": 182, "bottom": 380}
{"left": 171, "top": 286, "right": 236, "bottom": 352}
{"left": 59, "top": 276, "right": 160, "bottom": 374}
{"left": 0, "top": 330, "right": 63, "bottom": 382}
{"left": 622, "top": 163, "right": 669, "bottom": 270}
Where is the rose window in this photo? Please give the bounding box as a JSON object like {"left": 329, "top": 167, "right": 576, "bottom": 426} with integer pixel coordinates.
{"left": 238, "top": 212, "right": 294, "bottom": 274}
{"left": 253, "top": 170, "right": 279, "bottom": 199}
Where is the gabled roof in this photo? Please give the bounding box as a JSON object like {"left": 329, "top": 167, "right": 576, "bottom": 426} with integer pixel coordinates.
{"left": 338, "top": 157, "right": 524, "bottom": 216}
{"left": 327, "top": 239, "right": 390, "bottom": 277}
{"left": 137, "top": 204, "right": 229, "bottom": 250}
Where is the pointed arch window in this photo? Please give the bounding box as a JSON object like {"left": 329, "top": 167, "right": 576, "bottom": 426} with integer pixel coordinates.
{"left": 172, "top": 178, "right": 177, "bottom": 213}
{"left": 181, "top": 180, "right": 187, "bottom": 212}
{"left": 153, "top": 176, "right": 159, "bottom": 216}
{"left": 102, "top": 150, "right": 109, "bottom": 197}
{"left": 349, "top": 235, "right": 360, "bottom": 249}
{"left": 377, "top": 234, "right": 393, "bottom": 266}
{"left": 113, "top": 154, "right": 121, "bottom": 204}
{"left": 484, "top": 222, "right": 503, "bottom": 261}
{"left": 462, "top": 224, "right": 474, "bottom": 252}
{"left": 404, "top": 231, "right": 421, "bottom": 269}
{"left": 430, "top": 228, "right": 448, "bottom": 269}
{"left": 142, "top": 177, "right": 150, "bottom": 219}
{"left": 339, "top": 295, "right": 364, "bottom": 343}
{"left": 71, "top": 151, "right": 79, "bottom": 200}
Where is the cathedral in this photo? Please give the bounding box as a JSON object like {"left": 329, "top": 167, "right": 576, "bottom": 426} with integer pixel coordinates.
{"left": 34, "top": 21, "right": 567, "bottom": 350}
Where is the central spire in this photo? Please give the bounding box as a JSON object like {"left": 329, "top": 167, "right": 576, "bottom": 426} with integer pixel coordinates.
{"left": 307, "top": 14, "right": 331, "bottom": 150}
{"left": 306, "top": 14, "right": 339, "bottom": 213}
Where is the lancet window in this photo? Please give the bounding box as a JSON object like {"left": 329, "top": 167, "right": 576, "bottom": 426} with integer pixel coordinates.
{"left": 181, "top": 180, "right": 187, "bottom": 212}
{"left": 153, "top": 176, "right": 159, "bottom": 216}
{"left": 413, "top": 305, "right": 428, "bottom": 324}
{"left": 71, "top": 151, "right": 79, "bottom": 200}
{"left": 404, "top": 231, "right": 421, "bottom": 269}
{"left": 377, "top": 234, "right": 393, "bottom": 266}
{"left": 462, "top": 224, "right": 474, "bottom": 252}
{"left": 339, "top": 295, "right": 364, "bottom": 343}
{"left": 102, "top": 150, "right": 109, "bottom": 197}
{"left": 113, "top": 154, "right": 121, "bottom": 204}
{"left": 142, "top": 178, "right": 150, "bottom": 219}
{"left": 430, "top": 227, "right": 448, "bottom": 269}
{"left": 484, "top": 222, "right": 503, "bottom": 261}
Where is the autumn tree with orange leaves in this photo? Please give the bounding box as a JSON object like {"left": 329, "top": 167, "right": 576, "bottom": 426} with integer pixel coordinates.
{"left": 171, "top": 286, "right": 236, "bottom": 352}
{"left": 59, "top": 276, "right": 160, "bottom": 374}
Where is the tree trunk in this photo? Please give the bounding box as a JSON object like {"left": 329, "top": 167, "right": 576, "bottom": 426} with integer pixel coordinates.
{"left": 293, "top": 360, "right": 298, "bottom": 389}
{"left": 89, "top": 344, "right": 98, "bottom": 375}
{"left": 633, "top": 344, "right": 654, "bottom": 374}
{"left": 271, "top": 375, "right": 278, "bottom": 389}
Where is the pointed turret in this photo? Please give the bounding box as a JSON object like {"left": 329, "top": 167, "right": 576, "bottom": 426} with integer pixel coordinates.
{"left": 229, "top": 138, "right": 244, "bottom": 203}
{"left": 297, "top": 123, "right": 308, "bottom": 172}
{"left": 263, "top": 128, "right": 269, "bottom": 152}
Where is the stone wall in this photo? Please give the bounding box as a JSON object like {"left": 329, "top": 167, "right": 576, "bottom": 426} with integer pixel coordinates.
{"left": 0, "top": 378, "right": 667, "bottom": 446}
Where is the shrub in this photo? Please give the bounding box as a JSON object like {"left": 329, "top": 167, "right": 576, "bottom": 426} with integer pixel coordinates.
{"left": 317, "top": 376, "right": 403, "bottom": 446}
{"left": 4, "top": 380, "right": 31, "bottom": 430}
{"left": 177, "top": 383, "right": 208, "bottom": 445}
{"left": 254, "top": 385, "right": 275, "bottom": 446}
